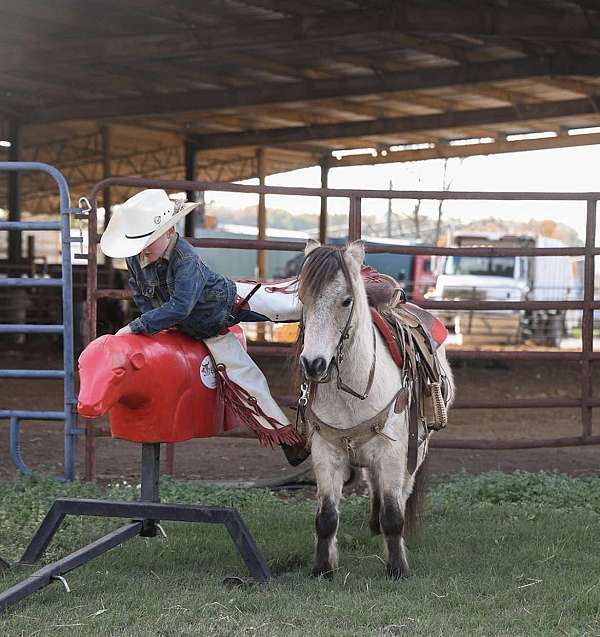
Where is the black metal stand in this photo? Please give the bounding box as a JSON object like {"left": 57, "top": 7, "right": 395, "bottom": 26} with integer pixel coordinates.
{"left": 0, "top": 443, "right": 271, "bottom": 612}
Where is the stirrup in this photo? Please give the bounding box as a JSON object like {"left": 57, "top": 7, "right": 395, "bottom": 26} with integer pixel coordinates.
{"left": 427, "top": 382, "right": 448, "bottom": 431}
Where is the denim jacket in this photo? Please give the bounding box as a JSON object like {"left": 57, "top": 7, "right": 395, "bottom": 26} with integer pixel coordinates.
{"left": 126, "top": 235, "right": 237, "bottom": 340}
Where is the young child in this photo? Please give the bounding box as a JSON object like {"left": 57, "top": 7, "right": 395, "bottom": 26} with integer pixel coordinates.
{"left": 100, "top": 188, "right": 307, "bottom": 464}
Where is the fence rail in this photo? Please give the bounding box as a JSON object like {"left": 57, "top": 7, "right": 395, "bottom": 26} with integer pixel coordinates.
{"left": 83, "top": 177, "right": 598, "bottom": 480}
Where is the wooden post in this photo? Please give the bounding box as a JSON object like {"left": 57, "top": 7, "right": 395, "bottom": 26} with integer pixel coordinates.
{"left": 319, "top": 157, "right": 329, "bottom": 244}
{"left": 8, "top": 120, "right": 21, "bottom": 266}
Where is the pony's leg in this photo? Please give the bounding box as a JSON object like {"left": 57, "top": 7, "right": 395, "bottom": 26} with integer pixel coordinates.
{"left": 372, "top": 455, "right": 410, "bottom": 579}
{"left": 365, "top": 469, "right": 382, "bottom": 536}
{"left": 311, "top": 436, "right": 348, "bottom": 578}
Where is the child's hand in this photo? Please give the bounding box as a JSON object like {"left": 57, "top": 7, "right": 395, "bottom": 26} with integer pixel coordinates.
{"left": 115, "top": 325, "right": 132, "bottom": 336}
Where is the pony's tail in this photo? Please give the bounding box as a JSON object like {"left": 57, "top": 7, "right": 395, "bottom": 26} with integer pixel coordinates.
{"left": 404, "top": 454, "right": 429, "bottom": 538}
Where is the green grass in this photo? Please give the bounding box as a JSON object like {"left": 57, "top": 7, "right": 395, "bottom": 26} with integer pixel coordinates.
{"left": 1, "top": 472, "right": 600, "bottom": 636}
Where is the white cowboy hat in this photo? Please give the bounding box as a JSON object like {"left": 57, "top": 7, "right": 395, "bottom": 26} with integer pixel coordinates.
{"left": 100, "top": 189, "right": 200, "bottom": 258}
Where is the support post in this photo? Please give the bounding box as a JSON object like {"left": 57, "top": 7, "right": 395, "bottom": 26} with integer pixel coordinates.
{"left": 140, "top": 443, "right": 160, "bottom": 536}
{"left": 256, "top": 148, "right": 267, "bottom": 340}
{"left": 101, "top": 127, "right": 112, "bottom": 233}
{"left": 26, "top": 236, "right": 35, "bottom": 274}
{"left": 101, "top": 126, "right": 114, "bottom": 286}
{"left": 8, "top": 121, "right": 21, "bottom": 266}
{"left": 581, "top": 198, "right": 596, "bottom": 439}
{"left": 319, "top": 158, "right": 329, "bottom": 244}
{"left": 348, "top": 196, "right": 362, "bottom": 242}
{"left": 84, "top": 127, "right": 112, "bottom": 482}
{"left": 165, "top": 442, "right": 174, "bottom": 476}
{"left": 184, "top": 141, "right": 203, "bottom": 238}
{"left": 387, "top": 179, "right": 393, "bottom": 238}
{"left": 256, "top": 147, "right": 267, "bottom": 280}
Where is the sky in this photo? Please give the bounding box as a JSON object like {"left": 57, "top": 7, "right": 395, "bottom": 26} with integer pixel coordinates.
{"left": 206, "top": 143, "right": 600, "bottom": 242}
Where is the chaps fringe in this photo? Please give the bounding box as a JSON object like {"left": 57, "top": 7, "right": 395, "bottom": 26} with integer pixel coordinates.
{"left": 216, "top": 364, "right": 302, "bottom": 448}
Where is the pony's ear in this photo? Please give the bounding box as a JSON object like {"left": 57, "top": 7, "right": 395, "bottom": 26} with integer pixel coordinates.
{"left": 304, "top": 238, "right": 321, "bottom": 256}
{"left": 345, "top": 240, "right": 365, "bottom": 268}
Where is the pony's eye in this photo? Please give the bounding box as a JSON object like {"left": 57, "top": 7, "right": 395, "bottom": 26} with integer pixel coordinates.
{"left": 113, "top": 368, "right": 125, "bottom": 377}
{"left": 342, "top": 297, "right": 352, "bottom": 307}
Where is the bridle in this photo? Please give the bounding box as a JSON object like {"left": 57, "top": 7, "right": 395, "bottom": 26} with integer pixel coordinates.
{"left": 300, "top": 250, "right": 377, "bottom": 402}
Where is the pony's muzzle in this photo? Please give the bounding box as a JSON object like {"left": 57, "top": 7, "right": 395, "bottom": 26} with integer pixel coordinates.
{"left": 301, "top": 355, "right": 329, "bottom": 381}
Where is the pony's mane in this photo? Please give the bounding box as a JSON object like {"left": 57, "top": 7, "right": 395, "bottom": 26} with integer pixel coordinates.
{"left": 298, "top": 245, "right": 348, "bottom": 306}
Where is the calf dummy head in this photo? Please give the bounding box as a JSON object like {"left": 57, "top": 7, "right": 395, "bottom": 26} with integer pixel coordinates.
{"left": 77, "top": 335, "right": 146, "bottom": 418}
{"left": 77, "top": 328, "right": 247, "bottom": 443}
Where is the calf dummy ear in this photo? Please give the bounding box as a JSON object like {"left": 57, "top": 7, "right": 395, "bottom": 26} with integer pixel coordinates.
{"left": 304, "top": 238, "right": 321, "bottom": 256}
{"left": 345, "top": 240, "right": 365, "bottom": 268}
{"left": 130, "top": 352, "right": 145, "bottom": 370}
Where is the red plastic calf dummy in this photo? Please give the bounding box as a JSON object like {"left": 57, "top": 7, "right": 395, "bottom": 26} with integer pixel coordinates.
{"left": 77, "top": 327, "right": 246, "bottom": 443}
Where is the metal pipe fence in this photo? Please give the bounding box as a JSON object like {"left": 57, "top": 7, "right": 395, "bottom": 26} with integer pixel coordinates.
{"left": 83, "top": 176, "right": 598, "bottom": 480}
{"left": 0, "top": 162, "right": 80, "bottom": 481}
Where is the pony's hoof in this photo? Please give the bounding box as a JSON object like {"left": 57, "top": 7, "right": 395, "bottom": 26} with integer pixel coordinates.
{"left": 386, "top": 564, "right": 410, "bottom": 579}
{"left": 311, "top": 566, "right": 336, "bottom": 579}
{"left": 222, "top": 576, "right": 262, "bottom": 588}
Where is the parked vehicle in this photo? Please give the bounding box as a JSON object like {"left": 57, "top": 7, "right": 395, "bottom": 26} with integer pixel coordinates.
{"left": 278, "top": 237, "right": 436, "bottom": 301}
{"left": 427, "top": 233, "right": 580, "bottom": 346}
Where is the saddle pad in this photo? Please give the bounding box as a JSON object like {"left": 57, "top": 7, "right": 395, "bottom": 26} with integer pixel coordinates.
{"left": 370, "top": 308, "right": 403, "bottom": 369}
{"left": 370, "top": 302, "right": 448, "bottom": 373}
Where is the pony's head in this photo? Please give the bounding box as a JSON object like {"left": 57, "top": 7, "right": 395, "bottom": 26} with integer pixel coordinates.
{"left": 297, "top": 239, "right": 367, "bottom": 382}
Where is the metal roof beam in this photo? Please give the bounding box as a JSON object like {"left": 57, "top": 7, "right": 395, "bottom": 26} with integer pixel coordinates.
{"left": 24, "top": 54, "right": 600, "bottom": 124}
{"left": 4, "top": 5, "right": 600, "bottom": 71}
{"left": 331, "top": 129, "right": 600, "bottom": 166}
{"left": 189, "top": 95, "right": 600, "bottom": 149}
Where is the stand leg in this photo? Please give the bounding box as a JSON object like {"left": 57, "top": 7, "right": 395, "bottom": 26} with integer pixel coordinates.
{"left": 19, "top": 502, "right": 66, "bottom": 565}
{"left": 224, "top": 511, "right": 272, "bottom": 582}
{"left": 140, "top": 443, "right": 160, "bottom": 537}
{"left": 0, "top": 523, "right": 142, "bottom": 613}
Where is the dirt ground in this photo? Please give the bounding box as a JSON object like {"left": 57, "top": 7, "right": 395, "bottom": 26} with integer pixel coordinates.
{"left": 1, "top": 340, "right": 600, "bottom": 482}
